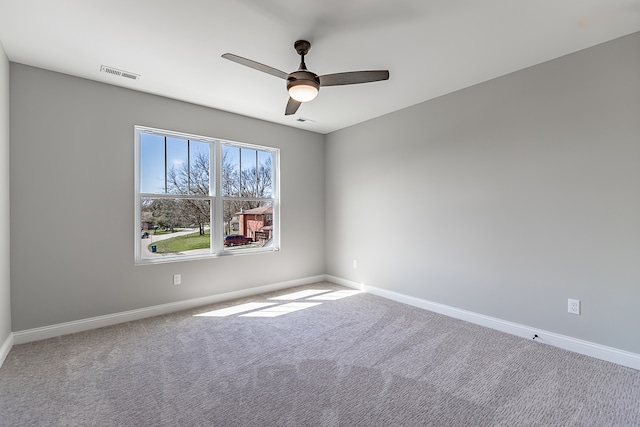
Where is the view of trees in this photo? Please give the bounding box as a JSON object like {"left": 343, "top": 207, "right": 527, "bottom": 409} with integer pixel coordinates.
{"left": 140, "top": 143, "right": 273, "bottom": 238}
{"left": 222, "top": 148, "right": 272, "bottom": 235}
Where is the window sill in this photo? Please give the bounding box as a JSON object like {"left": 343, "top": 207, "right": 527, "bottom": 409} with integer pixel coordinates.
{"left": 134, "top": 247, "right": 279, "bottom": 266}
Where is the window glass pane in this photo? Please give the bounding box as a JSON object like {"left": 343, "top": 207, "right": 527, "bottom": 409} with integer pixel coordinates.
{"left": 221, "top": 145, "right": 273, "bottom": 198}
{"left": 223, "top": 200, "right": 273, "bottom": 250}
{"left": 258, "top": 151, "right": 273, "bottom": 198}
{"left": 140, "top": 198, "right": 211, "bottom": 258}
{"left": 140, "top": 133, "right": 166, "bottom": 194}
{"left": 142, "top": 135, "right": 210, "bottom": 196}
{"left": 222, "top": 145, "right": 240, "bottom": 197}
{"left": 188, "top": 141, "right": 210, "bottom": 195}
{"left": 166, "top": 137, "right": 188, "bottom": 194}
{"left": 240, "top": 148, "right": 257, "bottom": 196}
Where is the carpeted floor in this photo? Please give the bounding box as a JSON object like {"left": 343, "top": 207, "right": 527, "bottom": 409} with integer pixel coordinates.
{"left": 1, "top": 282, "right": 639, "bottom": 426}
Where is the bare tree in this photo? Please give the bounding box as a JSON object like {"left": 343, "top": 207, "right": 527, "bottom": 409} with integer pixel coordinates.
{"left": 148, "top": 146, "right": 272, "bottom": 237}
{"left": 221, "top": 151, "right": 273, "bottom": 234}
{"left": 167, "top": 151, "right": 210, "bottom": 235}
{"left": 241, "top": 157, "right": 272, "bottom": 201}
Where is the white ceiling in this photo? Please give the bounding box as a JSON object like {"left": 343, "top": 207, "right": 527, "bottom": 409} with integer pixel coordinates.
{"left": 1, "top": 0, "right": 639, "bottom": 134}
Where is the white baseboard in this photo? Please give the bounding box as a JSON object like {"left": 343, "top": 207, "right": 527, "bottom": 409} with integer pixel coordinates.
{"left": 12, "top": 273, "right": 640, "bottom": 372}
{"left": 324, "top": 275, "right": 640, "bottom": 371}
{"left": 13, "top": 275, "right": 326, "bottom": 345}
{"left": 0, "top": 332, "right": 13, "bottom": 368}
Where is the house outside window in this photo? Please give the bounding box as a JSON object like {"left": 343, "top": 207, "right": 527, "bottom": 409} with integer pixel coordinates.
{"left": 237, "top": 205, "right": 273, "bottom": 242}
{"left": 135, "top": 126, "right": 279, "bottom": 264}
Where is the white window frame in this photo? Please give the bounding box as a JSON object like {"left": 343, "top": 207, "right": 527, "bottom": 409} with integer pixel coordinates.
{"left": 134, "top": 125, "right": 280, "bottom": 264}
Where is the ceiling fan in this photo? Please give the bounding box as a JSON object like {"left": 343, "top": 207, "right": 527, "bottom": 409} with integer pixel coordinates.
{"left": 222, "top": 40, "right": 390, "bottom": 116}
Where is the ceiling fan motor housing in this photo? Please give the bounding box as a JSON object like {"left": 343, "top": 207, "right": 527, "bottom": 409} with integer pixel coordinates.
{"left": 287, "top": 69, "right": 320, "bottom": 102}
{"left": 287, "top": 70, "right": 320, "bottom": 93}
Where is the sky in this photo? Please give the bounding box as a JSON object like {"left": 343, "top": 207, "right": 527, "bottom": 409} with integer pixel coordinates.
{"left": 140, "top": 133, "right": 208, "bottom": 194}
{"left": 139, "top": 132, "right": 272, "bottom": 196}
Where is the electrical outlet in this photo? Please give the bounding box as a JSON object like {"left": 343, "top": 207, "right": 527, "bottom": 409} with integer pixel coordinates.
{"left": 353, "top": 260, "right": 358, "bottom": 269}
{"left": 173, "top": 274, "right": 181, "bottom": 286}
{"left": 568, "top": 298, "right": 580, "bottom": 315}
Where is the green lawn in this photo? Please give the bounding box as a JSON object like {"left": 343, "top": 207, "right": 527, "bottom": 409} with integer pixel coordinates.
{"left": 150, "top": 230, "right": 210, "bottom": 253}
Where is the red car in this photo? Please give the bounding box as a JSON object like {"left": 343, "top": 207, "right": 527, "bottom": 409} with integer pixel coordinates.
{"left": 224, "top": 234, "right": 252, "bottom": 246}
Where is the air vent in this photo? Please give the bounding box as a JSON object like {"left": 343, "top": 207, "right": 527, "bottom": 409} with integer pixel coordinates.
{"left": 296, "top": 117, "right": 316, "bottom": 123}
{"left": 100, "top": 65, "right": 140, "bottom": 81}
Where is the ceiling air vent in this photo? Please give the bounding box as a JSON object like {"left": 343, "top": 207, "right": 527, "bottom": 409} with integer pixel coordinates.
{"left": 100, "top": 65, "right": 140, "bottom": 81}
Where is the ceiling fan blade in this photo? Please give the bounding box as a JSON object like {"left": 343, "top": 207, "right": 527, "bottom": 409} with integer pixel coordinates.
{"left": 319, "top": 70, "right": 389, "bottom": 87}
{"left": 221, "top": 53, "right": 289, "bottom": 80}
{"left": 285, "top": 97, "right": 302, "bottom": 115}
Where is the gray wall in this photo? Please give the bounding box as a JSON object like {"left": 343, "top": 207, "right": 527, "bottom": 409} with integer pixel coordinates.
{"left": 325, "top": 33, "right": 640, "bottom": 354}
{"left": 10, "top": 64, "right": 325, "bottom": 331}
{"left": 7, "top": 33, "right": 640, "bottom": 357}
{"left": 0, "top": 42, "right": 11, "bottom": 346}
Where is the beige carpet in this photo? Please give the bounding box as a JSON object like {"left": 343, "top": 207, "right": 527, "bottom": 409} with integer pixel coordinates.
{"left": 1, "top": 282, "right": 639, "bottom": 426}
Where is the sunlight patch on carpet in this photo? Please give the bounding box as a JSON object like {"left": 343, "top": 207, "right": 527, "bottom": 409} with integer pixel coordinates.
{"left": 193, "top": 287, "right": 362, "bottom": 319}
{"left": 268, "top": 289, "right": 333, "bottom": 300}
{"left": 308, "top": 290, "right": 363, "bottom": 300}
{"left": 240, "top": 302, "right": 323, "bottom": 317}
{"left": 194, "top": 302, "right": 277, "bottom": 317}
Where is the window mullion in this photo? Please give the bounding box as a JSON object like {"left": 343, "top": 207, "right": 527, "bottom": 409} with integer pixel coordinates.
{"left": 164, "top": 136, "right": 168, "bottom": 194}
{"left": 213, "top": 141, "right": 223, "bottom": 254}
{"left": 187, "top": 139, "right": 191, "bottom": 194}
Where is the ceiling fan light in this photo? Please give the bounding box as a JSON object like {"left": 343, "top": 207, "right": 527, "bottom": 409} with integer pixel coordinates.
{"left": 288, "top": 84, "right": 318, "bottom": 102}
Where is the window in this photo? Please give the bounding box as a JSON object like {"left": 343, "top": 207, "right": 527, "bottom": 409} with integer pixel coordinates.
{"left": 135, "top": 126, "right": 279, "bottom": 263}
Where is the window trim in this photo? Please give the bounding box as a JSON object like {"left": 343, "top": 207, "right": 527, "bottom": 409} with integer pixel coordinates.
{"left": 134, "top": 125, "right": 280, "bottom": 265}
